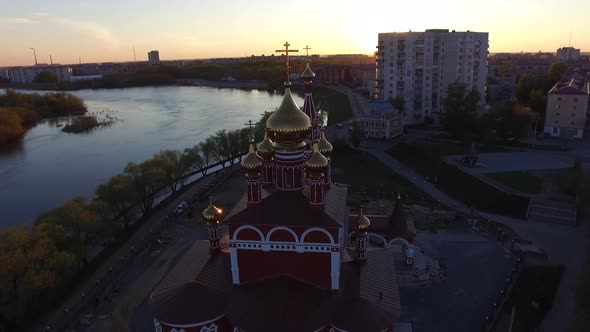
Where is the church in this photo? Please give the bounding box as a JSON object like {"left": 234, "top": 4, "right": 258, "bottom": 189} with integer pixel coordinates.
{"left": 149, "top": 43, "right": 408, "bottom": 332}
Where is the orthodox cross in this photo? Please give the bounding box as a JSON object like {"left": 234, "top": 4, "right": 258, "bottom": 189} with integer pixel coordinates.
{"left": 244, "top": 120, "right": 255, "bottom": 140}
{"left": 303, "top": 45, "right": 312, "bottom": 61}
{"left": 275, "top": 41, "right": 298, "bottom": 83}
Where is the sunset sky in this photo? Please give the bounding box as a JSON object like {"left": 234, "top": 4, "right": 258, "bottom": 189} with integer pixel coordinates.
{"left": 1, "top": 0, "right": 588, "bottom": 66}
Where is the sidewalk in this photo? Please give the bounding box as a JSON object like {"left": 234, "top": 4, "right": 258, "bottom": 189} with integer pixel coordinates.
{"left": 41, "top": 166, "right": 237, "bottom": 331}
{"left": 363, "top": 142, "right": 587, "bottom": 332}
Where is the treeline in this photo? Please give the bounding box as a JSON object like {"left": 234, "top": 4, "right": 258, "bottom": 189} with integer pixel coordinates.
{"left": 0, "top": 123, "right": 263, "bottom": 330}
{"left": 65, "top": 61, "right": 309, "bottom": 90}
{"left": 0, "top": 89, "right": 87, "bottom": 144}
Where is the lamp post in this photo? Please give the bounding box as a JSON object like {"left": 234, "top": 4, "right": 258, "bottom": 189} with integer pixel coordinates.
{"left": 29, "top": 48, "right": 38, "bottom": 65}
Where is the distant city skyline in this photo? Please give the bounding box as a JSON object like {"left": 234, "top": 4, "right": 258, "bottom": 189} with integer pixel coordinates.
{"left": 1, "top": 0, "right": 589, "bottom": 66}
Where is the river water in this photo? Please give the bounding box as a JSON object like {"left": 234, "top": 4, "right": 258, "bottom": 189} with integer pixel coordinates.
{"left": 0, "top": 86, "right": 303, "bottom": 226}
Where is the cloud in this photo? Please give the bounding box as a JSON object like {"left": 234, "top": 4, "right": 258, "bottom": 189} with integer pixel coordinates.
{"left": 0, "top": 17, "right": 38, "bottom": 24}
{"left": 53, "top": 17, "right": 120, "bottom": 47}
{"left": 31, "top": 12, "right": 49, "bottom": 17}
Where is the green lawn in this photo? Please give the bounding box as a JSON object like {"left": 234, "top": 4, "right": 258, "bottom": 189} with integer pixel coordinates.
{"left": 486, "top": 171, "right": 543, "bottom": 194}
{"left": 331, "top": 143, "right": 432, "bottom": 205}
{"left": 312, "top": 86, "right": 353, "bottom": 125}
{"left": 387, "top": 141, "right": 530, "bottom": 218}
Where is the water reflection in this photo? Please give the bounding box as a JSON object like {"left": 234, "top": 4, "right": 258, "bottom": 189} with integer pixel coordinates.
{"left": 0, "top": 86, "right": 303, "bottom": 226}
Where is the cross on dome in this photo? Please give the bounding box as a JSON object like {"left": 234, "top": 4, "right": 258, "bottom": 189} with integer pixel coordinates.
{"left": 275, "top": 41, "right": 298, "bottom": 85}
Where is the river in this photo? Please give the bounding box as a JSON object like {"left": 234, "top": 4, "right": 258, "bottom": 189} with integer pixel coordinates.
{"left": 0, "top": 86, "right": 303, "bottom": 227}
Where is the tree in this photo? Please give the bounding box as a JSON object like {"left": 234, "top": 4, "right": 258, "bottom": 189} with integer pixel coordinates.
{"left": 33, "top": 71, "right": 57, "bottom": 84}
{"left": 213, "top": 130, "right": 232, "bottom": 164}
{"left": 0, "top": 108, "right": 26, "bottom": 143}
{"left": 388, "top": 95, "right": 405, "bottom": 114}
{"left": 0, "top": 226, "right": 31, "bottom": 313}
{"left": 227, "top": 130, "right": 244, "bottom": 163}
{"left": 441, "top": 82, "right": 480, "bottom": 139}
{"left": 184, "top": 145, "right": 207, "bottom": 176}
{"left": 199, "top": 137, "right": 218, "bottom": 171}
{"left": 548, "top": 62, "right": 567, "bottom": 83}
{"left": 350, "top": 121, "right": 363, "bottom": 148}
{"left": 124, "top": 158, "right": 168, "bottom": 215}
{"left": 155, "top": 149, "right": 191, "bottom": 193}
{"left": 95, "top": 175, "right": 139, "bottom": 231}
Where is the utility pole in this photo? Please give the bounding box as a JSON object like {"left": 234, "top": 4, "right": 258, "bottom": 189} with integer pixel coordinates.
{"left": 532, "top": 115, "right": 538, "bottom": 150}
{"left": 50, "top": 54, "right": 53, "bottom": 65}
{"left": 133, "top": 46, "right": 136, "bottom": 62}
{"left": 29, "top": 48, "right": 38, "bottom": 65}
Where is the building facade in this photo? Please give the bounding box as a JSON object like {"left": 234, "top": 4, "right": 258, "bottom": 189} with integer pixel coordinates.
{"left": 358, "top": 100, "right": 403, "bottom": 140}
{"left": 4, "top": 65, "right": 72, "bottom": 83}
{"left": 556, "top": 47, "right": 581, "bottom": 63}
{"left": 544, "top": 78, "right": 590, "bottom": 138}
{"left": 376, "top": 29, "right": 488, "bottom": 124}
{"left": 148, "top": 50, "right": 161, "bottom": 65}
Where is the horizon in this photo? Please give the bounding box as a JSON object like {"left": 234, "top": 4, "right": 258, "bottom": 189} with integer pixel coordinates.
{"left": 1, "top": 0, "right": 589, "bottom": 67}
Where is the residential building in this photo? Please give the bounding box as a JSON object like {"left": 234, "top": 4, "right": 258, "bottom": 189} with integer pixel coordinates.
{"left": 358, "top": 100, "right": 403, "bottom": 140}
{"left": 556, "top": 47, "right": 581, "bottom": 63}
{"left": 4, "top": 65, "right": 72, "bottom": 83}
{"left": 376, "top": 29, "right": 489, "bottom": 124}
{"left": 544, "top": 78, "right": 590, "bottom": 138}
{"left": 148, "top": 50, "right": 160, "bottom": 65}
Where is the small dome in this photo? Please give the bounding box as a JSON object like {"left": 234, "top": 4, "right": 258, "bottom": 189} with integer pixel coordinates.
{"left": 318, "top": 129, "right": 333, "bottom": 157}
{"left": 305, "top": 143, "right": 328, "bottom": 170}
{"left": 301, "top": 62, "right": 315, "bottom": 81}
{"left": 257, "top": 130, "right": 274, "bottom": 160}
{"left": 240, "top": 141, "right": 263, "bottom": 171}
{"left": 266, "top": 88, "right": 311, "bottom": 149}
{"left": 354, "top": 208, "right": 371, "bottom": 233}
{"left": 203, "top": 197, "right": 222, "bottom": 223}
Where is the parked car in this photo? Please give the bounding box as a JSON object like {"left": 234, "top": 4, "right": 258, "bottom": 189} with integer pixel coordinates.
{"left": 337, "top": 123, "right": 343, "bottom": 128}
{"left": 174, "top": 201, "right": 189, "bottom": 216}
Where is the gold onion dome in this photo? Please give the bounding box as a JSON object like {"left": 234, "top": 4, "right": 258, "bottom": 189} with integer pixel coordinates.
{"left": 354, "top": 208, "right": 371, "bottom": 233}
{"left": 240, "top": 141, "right": 263, "bottom": 171}
{"left": 305, "top": 143, "right": 329, "bottom": 170}
{"left": 266, "top": 88, "right": 311, "bottom": 148}
{"left": 257, "top": 131, "right": 274, "bottom": 160}
{"left": 301, "top": 62, "right": 315, "bottom": 81}
{"left": 203, "top": 197, "right": 222, "bottom": 223}
{"left": 318, "top": 130, "right": 333, "bottom": 157}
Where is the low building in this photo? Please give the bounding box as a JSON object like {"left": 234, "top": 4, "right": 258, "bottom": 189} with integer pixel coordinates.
{"left": 5, "top": 65, "right": 72, "bottom": 83}
{"left": 544, "top": 78, "right": 590, "bottom": 138}
{"left": 358, "top": 100, "right": 403, "bottom": 140}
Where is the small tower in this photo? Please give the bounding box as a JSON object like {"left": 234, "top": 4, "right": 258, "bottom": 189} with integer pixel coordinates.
{"left": 318, "top": 128, "right": 334, "bottom": 190}
{"left": 202, "top": 197, "right": 223, "bottom": 254}
{"left": 301, "top": 61, "right": 318, "bottom": 159}
{"left": 257, "top": 129, "right": 275, "bottom": 185}
{"left": 354, "top": 208, "right": 371, "bottom": 263}
{"left": 305, "top": 143, "right": 329, "bottom": 209}
{"left": 240, "top": 140, "right": 263, "bottom": 206}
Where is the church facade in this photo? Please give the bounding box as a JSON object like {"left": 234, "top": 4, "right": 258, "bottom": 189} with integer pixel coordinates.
{"left": 149, "top": 43, "right": 402, "bottom": 332}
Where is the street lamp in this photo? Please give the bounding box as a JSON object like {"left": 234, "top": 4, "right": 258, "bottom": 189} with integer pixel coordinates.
{"left": 29, "top": 48, "right": 38, "bottom": 65}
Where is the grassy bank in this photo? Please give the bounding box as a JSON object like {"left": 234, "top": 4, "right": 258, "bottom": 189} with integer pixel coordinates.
{"left": 332, "top": 141, "right": 432, "bottom": 205}
{"left": 486, "top": 171, "right": 543, "bottom": 194}
{"left": 312, "top": 86, "right": 353, "bottom": 125}
{"left": 388, "top": 141, "right": 530, "bottom": 217}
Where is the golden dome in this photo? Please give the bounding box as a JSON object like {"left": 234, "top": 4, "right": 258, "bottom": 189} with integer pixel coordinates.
{"left": 266, "top": 88, "right": 311, "bottom": 149}
{"left": 354, "top": 208, "right": 371, "bottom": 233}
{"left": 203, "top": 197, "right": 222, "bottom": 223}
{"left": 318, "top": 129, "right": 333, "bottom": 157}
{"left": 301, "top": 62, "right": 315, "bottom": 81}
{"left": 240, "top": 141, "right": 263, "bottom": 171}
{"left": 305, "top": 143, "right": 329, "bottom": 170}
{"left": 257, "top": 130, "right": 274, "bottom": 161}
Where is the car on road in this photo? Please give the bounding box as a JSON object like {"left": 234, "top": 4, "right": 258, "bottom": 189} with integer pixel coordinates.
{"left": 173, "top": 201, "right": 189, "bottom": 216}
{"left": 337, "top": 123, "right": 343, "bottom": 128}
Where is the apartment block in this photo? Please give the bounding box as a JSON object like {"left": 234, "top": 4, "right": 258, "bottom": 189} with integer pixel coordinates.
{"left": 376, "top": 29, "right": 488, "bottom": 124}
{"left": 544, "top": 79, "right": 590, "bottom": 138}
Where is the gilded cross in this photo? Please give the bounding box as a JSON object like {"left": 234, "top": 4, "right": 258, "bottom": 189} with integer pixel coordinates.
{"left": 275, "top": 41, "right": 298, "bottom": 83}
{"left": 303, "top": 45, "right": 312, "bottom": 61}
{"left": 244, "top": 120, "right": 255, "bottom": 140}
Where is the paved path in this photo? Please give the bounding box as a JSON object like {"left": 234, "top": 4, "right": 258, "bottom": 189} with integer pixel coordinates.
{"left": 444, "top": 152, "right": 575, "bottom": 174}
{"left": 364, "top": 141, "right": 587, "bottom": 332}
{"left": 41, "top": 167, "right": 236, "bottom": 331}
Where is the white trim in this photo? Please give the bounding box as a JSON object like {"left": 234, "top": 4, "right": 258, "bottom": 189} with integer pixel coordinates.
{"left": 388, "top": 237, "right": 410, "bottom": 247}
{"left": 232, "top": 225, "right": 264, "bottom": 241}
{"left": 300, "top": 227, "right": 335, "bottom": 244}
{"left": 367, "top": 233, "right": 388, "bottom": 246}
{"left": 161, "top": 314, "right": 224, "bottom": 328}
{"left": 230, "top": 247, "right": 240, "bottom": 284}
{"left": 265, "top": 226, "right": 299, "bottom": 242}
{"left": 331, "top": 251, "right": 340, "bottom": 290}
{"left": 200, "top": 323, "right": 218, "bottom": 332}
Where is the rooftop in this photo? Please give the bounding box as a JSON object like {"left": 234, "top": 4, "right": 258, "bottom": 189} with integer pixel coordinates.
{"left": 549, "top": 78, "right": 590, "bottom": 95}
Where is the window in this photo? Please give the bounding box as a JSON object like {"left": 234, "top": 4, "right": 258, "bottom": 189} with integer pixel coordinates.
{"left": 572, "top": 113, "right": 576, "bottom": 118}
{"left": 574, "top": 98, "right": 578, "bottom": 102}
{"left": 571, "top": 121, "right": 575, "bottom": 126}
{"left": 554, "top": 120, "right": 558, "bottom": 124}
{"left": 573, "top": 106, "right": 577, "bottom": 111}
{"left": 553, "top": 127, "right": 558, "bottom": 134}
{"left": 557, "top": 97, "right": 562, "bottom": 102}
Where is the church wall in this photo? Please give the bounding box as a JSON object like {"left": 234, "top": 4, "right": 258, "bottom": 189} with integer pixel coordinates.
{"left": 237, "top": 250, "right": 331, "bottom": 288}
{"left": 156, "top": 315, "right": 232, "bottom": 332}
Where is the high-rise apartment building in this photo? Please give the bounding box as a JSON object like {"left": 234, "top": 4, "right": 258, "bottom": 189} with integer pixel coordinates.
{"left": 376, "top": 29, "right": 489, "bottom": 124}
{"left": 148, "top": 50, "right": 160, "bottom": 65}
{"left": 543, "top": 78, "right": 589, "bottom": 138}
{"left": 556, "top": 47, "right": 581, "bottom": 63}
